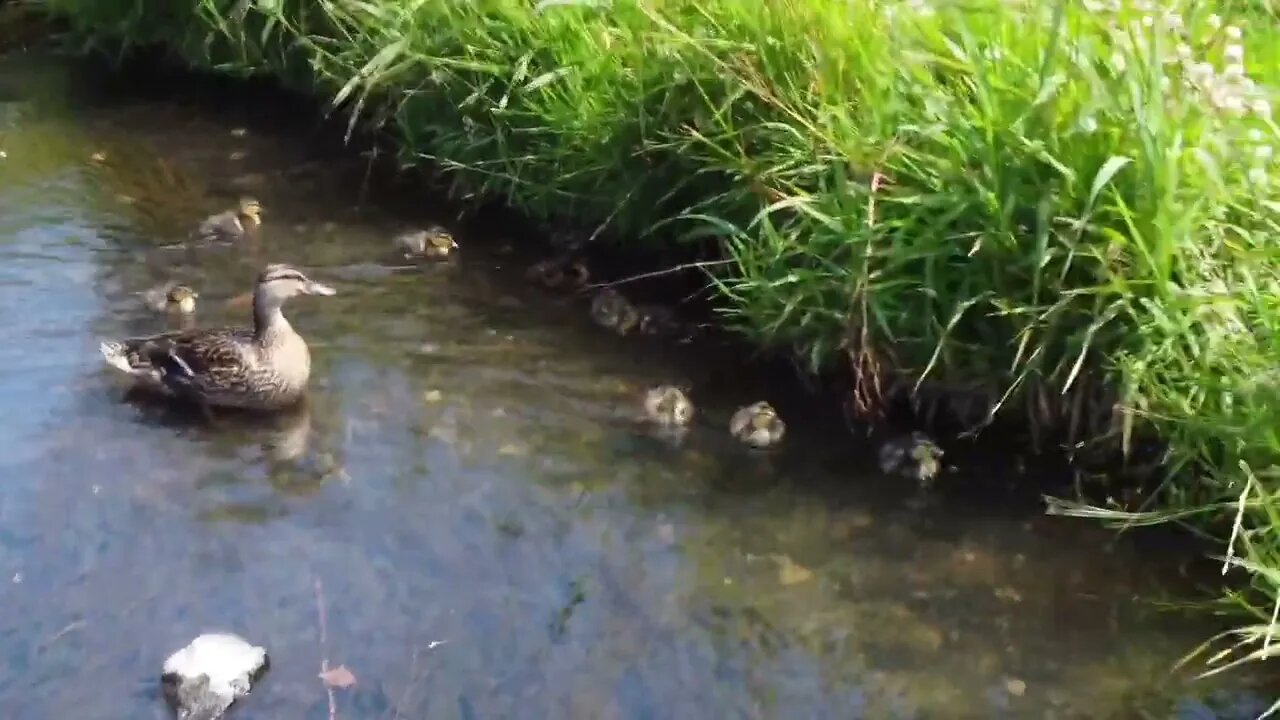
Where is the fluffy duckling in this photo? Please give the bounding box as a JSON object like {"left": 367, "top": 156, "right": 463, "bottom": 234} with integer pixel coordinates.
{"left": 637, "top": 304, "right": 690, "bottom": 336}
{"left": 638, "top": 304, "right": 704, "bottom": 343}
{"left": 730, "top": 401, "right": 786, "bottom": 449}
{"left": 197, "top": 197, "right": 262, "bottom": 242}
{"left": 590, "top": 288, "right": 640, "bottom": 335}
{"left": 140, "top": 283, "right": 199, "bottom": 315}
{"left": 643, "top": 385, "right": 695, "bottom": 428}
{"left": 163, "top": 285, "right": 199, "bottom": 314}
{"left": 878, "top": 431, "right": 944, "bottom": 486}
{"left": 525, "top": 258, "right": 590, "bottom": 292}
{"left": 394, "top": 225, "right": 458, "bottom": 259}
{"left": 524, "top": 260, "right": 558, "bottom": 286}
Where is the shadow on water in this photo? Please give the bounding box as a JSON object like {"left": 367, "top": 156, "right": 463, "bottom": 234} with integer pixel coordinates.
{"left": 0, "top": 50, "right": 1274, "bottom": 719}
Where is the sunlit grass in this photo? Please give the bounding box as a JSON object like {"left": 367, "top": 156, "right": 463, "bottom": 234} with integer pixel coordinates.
{"left": 41, "top": 0, "right": 1280, "bottom": 683}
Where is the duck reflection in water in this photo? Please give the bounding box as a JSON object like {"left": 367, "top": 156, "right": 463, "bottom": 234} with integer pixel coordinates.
{"left": 255, "top": 399, "right": 350, "bottom": 492}
{"left": 117, "top": 391, "right": 349, "bottom": 502}
{"left": 260, "top": 400, "right": 312, "bottom": 464}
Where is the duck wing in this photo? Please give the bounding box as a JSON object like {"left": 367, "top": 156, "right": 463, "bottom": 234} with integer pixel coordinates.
{"left": 119, "top": 327, "right": 255, "bottom": 397}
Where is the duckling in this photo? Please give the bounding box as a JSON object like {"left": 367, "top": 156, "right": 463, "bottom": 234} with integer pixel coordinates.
{"left": 164, "top": 285, "right": 199, "bottom": 315}
{"left": 394, "top": 225, "right": 457, "bottom": 259}
{"left": 730, "top": 401, "right": 786, "bottom": 449}
{"left": 525, "top": 258, "right": 590, "bottom": 292}
{"left": 636, "top": 304, "right": 686, "bottom": 336}
{"left": 100, "top": 263, "right": 336, "bottom": 412}
{"left": 589, "top": 288, "right": 640, "bottom": 335}
{"left": 196, "top": 197, "right": 262, "bottom": 242}
{"left": 643, "top": 385, "right": 695, "bottom": 428}
{"left": 140, "top": 283, "right": 199, "bottom": 315}
{"left": 548, "top": 228, "right": 589, "bottom": 253}
{"left": 878, "top": 431, "right": 944, "bottom": 486}
{"left": 525, "top": 259, "right": 563, "bottom": 288}
{"left": 561, "top": 261, "right": 590, "bottom": 290}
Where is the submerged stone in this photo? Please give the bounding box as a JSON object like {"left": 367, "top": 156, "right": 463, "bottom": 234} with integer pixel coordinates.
{"left": 161, "top": 633, "right": 268, "bottom": 720}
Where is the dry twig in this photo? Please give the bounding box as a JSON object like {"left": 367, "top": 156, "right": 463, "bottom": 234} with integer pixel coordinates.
{"left": 314, "top": 577, "right": 338, "bottom": 720}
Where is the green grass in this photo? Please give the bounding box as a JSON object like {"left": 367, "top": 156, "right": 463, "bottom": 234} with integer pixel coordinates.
{"left": 41, "top": 0, "right": 1280, "bottom": 687}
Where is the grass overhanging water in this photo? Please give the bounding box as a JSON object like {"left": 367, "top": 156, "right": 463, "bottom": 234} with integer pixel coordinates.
{"left": 31, "top": 0, "right": 1280, "bottom": 695}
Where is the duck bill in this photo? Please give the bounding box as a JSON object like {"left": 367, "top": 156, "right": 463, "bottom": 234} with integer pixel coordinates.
{"left": 304, "top": 281, "right": 337, "bottom": 296}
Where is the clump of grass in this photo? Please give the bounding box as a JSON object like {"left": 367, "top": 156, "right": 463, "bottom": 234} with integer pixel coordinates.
{"left": 42, "top": 0, "right": 1280, "bottom": 681}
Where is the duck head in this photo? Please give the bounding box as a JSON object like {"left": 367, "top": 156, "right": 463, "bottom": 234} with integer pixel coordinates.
{"left": 254, "top": 263, "right": 336, "bottom": 308}
{"left": 165, "top": 285, "right": 199, "bottom": 314}
{"left": 237, "top": 197, "right": 263, "bottom": 228}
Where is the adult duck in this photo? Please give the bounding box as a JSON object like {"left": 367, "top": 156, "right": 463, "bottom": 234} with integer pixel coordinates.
{"left": 100, "top": 263, "right": 335, "bottom": 411}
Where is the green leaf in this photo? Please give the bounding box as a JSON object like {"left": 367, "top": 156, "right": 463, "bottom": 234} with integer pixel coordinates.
{"left": 1087, "top": 156, "right": 1132, "bottom": 209}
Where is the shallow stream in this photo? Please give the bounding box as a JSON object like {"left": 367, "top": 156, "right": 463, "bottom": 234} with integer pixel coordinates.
{"left": 0, "top": 51, "right": 1271, "bottom": 719}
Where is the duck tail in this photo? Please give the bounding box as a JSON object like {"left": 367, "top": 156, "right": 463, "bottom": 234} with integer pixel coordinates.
{"left": 99, "top": 340, "right": 134, "bottom": 374}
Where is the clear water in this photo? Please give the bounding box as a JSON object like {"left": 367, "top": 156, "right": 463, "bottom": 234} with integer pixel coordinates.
{"left": 0, "top": 51, "right": 1271, "bottom": 719}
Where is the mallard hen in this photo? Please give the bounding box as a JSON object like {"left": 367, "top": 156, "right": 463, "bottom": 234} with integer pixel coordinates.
{"left": 197, "top": 197, "right": 262, "bottom": 242}
{"left": 643, "top": 385, "right": 694, "bottom": 428}
{"left": 100, "top": 263, "right": 335, "bottom": 411}
{"left": 730, "top": 401, "right": 786, "bottom": 449}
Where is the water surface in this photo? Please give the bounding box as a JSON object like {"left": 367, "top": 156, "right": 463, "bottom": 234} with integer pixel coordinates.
{"left": 0, "top": 51, "right": 1271, "bottom": 719}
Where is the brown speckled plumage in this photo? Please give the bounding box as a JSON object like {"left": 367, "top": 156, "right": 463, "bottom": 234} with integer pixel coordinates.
{"left": 101, "top": 264, "right": 334, "bottom": 412}
{"left": 729, "top": 401, "right": 786, "bottom": 449}
{"left": 393, "top": 225, "right": 457, "bottom": 259}
{"left": 589, "top": 288, "right": 640, "bottom": 335}
{"left": 643, "top": 385, "right": 694, "bottom": 427}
